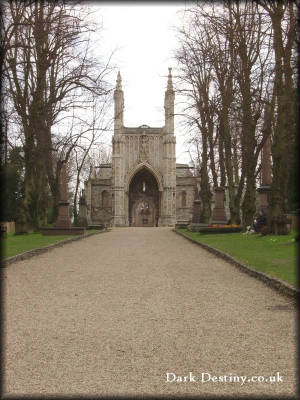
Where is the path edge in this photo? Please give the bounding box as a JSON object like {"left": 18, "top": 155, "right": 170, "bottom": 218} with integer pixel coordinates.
{"left": 174, "top": 229, "right": 299, "bottom": 300}
{"left": 2, "top": 231, "right": 107, "bottom": 267}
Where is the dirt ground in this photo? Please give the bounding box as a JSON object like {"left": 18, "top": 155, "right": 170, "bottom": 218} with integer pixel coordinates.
{"left": 3, "top": 227, "right": 298, "bottom": 397}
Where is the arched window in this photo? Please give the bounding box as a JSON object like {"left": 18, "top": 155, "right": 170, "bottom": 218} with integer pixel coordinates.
{"left": 102, "top": 190, "right": 111, "bottom": 208}
{"left": 181, "top": 191, "right": 187, "bottom": 207}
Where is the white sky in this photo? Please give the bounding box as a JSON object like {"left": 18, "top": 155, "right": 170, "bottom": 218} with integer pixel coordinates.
{"left": 88, "top": 2, "right": 191, "bottom": 163}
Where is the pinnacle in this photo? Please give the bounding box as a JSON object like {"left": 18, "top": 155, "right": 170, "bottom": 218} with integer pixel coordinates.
{"left": 116, "top": 71, "right": 122, "bottom": 90}
{"left": 167, "top": 67, "right": 173, "bottom": 91}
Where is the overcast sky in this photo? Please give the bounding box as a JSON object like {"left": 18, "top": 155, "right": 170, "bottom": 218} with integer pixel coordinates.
{"left": 88, "top": 2, "right": 191, "bottom": 163}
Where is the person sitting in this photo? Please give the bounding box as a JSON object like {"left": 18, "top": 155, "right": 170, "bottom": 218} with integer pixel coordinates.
{"left": 253, "top": 209, "right": 267, "bottom": 233}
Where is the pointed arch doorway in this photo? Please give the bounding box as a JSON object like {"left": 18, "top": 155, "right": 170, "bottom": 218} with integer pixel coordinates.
{"left": 128, "top": 168, "right": 159, "bottom": 227}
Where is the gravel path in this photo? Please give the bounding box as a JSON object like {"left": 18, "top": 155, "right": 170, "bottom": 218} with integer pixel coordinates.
{"left": 3, "top": 228, "right": 297, "bottom": 397}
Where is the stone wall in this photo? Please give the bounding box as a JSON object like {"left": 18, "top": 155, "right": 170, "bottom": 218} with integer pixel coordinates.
{"left": 96, "top": 164, "right": 112, "bottom": 179}
{"left": 90, "top": 176, "right": 113, "bottom": 223}
{"left": 175, "top": 165, "right": 196, "bottom": 224}
{"left": 123, "top": 129, "right": 164, "bottom": 175}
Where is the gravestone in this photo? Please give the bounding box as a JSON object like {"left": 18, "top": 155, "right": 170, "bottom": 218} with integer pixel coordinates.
{"left": 192, "top": 199, "right": 201, "bottom": 223}
{"left": 41, "top": 162, "right": 84, "bottom": 235}
{"left": 54, "top": 162, "right": 71, "bottom": 228}
{"left": 211, "top": 187, "right": 227, "bottom": 224}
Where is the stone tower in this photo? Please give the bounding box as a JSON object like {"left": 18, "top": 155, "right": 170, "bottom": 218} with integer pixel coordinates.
{"left": 114, "top": 71, "right": 124, "bottom": 132}
{"left": 82, "top": 68, "right": 197, "bottom": 228}
{"left": 112, "top": 71, "right": 126, "bottom": 226}
{"left": 111, "top": 68, "right": 177, "bottom": 226}
{"left": 161, "top": 67, "right": 177, "bottom": 226}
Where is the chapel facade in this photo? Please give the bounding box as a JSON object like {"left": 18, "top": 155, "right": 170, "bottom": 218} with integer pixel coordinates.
{"left": 83, "top": 68, "right": 198, "bottom": 227}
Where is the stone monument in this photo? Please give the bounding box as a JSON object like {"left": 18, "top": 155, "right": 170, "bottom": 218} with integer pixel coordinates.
{"left": 211, "top": 187, "right": 227, "bottom": 224}
{"left": 192, "top": 199, "right": 201, "bottom": 223}
{"left": 42, "top": 162, "right": 84, "bottom": 235}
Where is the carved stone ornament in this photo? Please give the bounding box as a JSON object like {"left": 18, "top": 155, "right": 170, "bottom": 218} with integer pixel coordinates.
{"left": 139, "top": 134, "right": 149, "bottom": 161}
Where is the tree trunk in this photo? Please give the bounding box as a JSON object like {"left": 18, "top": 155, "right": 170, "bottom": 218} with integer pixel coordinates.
{"left": 218, "top": 126, "right": 226, "bottom": 188}
{"left": 259, "top": 2, "right": 297, "bottom": 234}
{"left": 220, "top": 108, "right": 241, "bottom": 224}
{"left": 197, "top": 135, "right": 212, "bottom": 223}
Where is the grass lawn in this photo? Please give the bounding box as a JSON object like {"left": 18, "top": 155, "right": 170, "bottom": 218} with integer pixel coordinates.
{"left": 178, "top": 228, "right": 299, "bottom": 288}
{"left": 2, "top": 229, "right": 101, "bottom": 259}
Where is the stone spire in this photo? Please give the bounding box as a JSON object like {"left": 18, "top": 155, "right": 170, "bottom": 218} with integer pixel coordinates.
{"left": 164, "top": 67, "right": 175, "bottom": 134}
{"left": 114, "top": 71, "right": 124, "bottom": 131}
{"left": 116, "top": 71, "right": 122, "bottom": 90}
{"left": 167, "top": 67, "right": 174, "bottom": 92}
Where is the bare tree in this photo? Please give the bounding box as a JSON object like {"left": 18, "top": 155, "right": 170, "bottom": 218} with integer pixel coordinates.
{"left": 175, "top": 15, "right": 218, "bottom": 222}
{"left": 228, "top": 1, "right": 273, "bottom": 227}
{"left": 256, "top": 0, "right": 298, "bottom": 233}
{"left": 3, "top": 0, "right": 113, "bottom": 229}
{"left": 175, "top": 1, "right": 275, "bottom": 227}
{"left": 69, "top": 95, "right": 113, "bottom": 225}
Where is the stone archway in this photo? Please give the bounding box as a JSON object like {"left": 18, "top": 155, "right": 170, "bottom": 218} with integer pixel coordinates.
{"left": 128, "top": 168, "right": 159, "bottom": 227}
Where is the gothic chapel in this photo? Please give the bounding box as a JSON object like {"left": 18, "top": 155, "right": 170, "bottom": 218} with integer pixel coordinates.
{"left": 83, "top": 68, "right": 198, "bottom": 227}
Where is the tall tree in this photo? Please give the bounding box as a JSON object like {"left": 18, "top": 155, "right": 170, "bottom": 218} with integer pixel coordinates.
{"left": 257, "top": 0, "right": 298, "bottom": 232}
{"left": 228, "top": 1, "right": 272, "bottom": 227}
{"left": 70, "top": 95, "right": 112, "bottom": 226}
{"left": 175, "top": 15, "right": 218, "bottom": 222}
{"left": 175, "top": 1, "right": 275, "bottom": 227}
{"left": 3, "top": 0, "right": 112, "bottom": 229}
